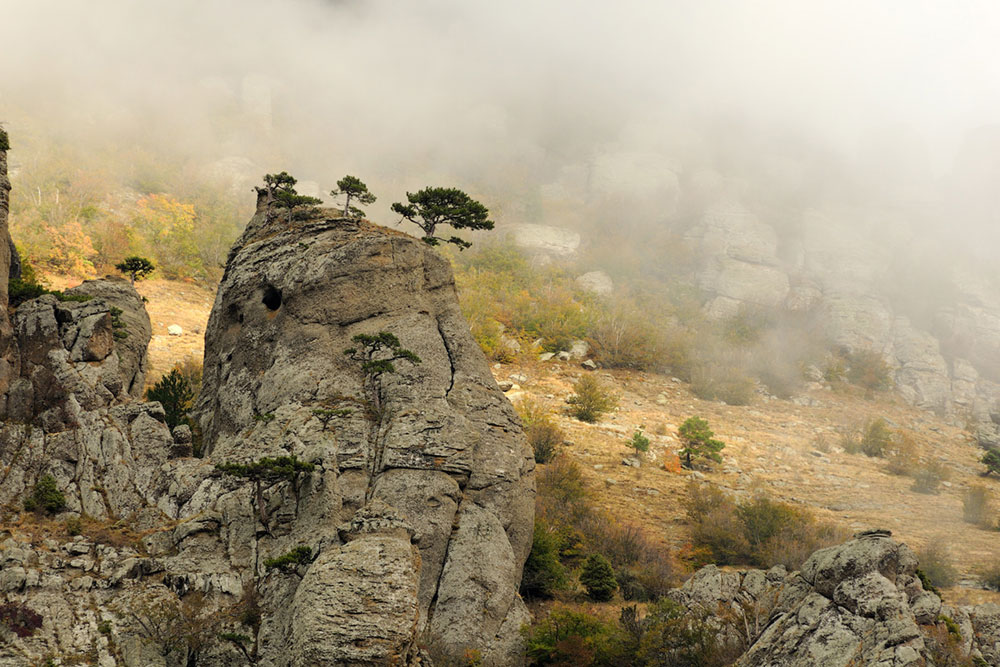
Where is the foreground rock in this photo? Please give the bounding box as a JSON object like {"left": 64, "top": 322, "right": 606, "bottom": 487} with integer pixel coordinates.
{"left": 671, "top": 531, "right": 1000, "bottom": 666}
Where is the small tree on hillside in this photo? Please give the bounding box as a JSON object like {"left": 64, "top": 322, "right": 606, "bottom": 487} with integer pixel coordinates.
{"left": 344, "top": 332, "right": 422, "bottom": 421}
{"left": 115, "top": 256, "right": 155, "bottom": 284}
{"left": 145, "top": 369, "right": 195, "bottom": 430}
{"left": 579, "top": 554, "right": 617, "bottom": 602}
{"left": 678, "top": 416, "right": 725, "bottom": 469}
{"left": 983, "top": 449, "right": 1000, "bottom": 476}
{"left": 330, "top": 175, "right": 376, "bottom": 218}
{"left": 627, "top": 429, "right": 650, "bottom": 457}
{"left": 255, "top": 172, "right": 322, "bottom": 223}
{"left": 391, "top": 186, "right": 493, "bottom": 249}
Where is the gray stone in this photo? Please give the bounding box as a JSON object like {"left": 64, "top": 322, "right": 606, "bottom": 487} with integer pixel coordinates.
{"left": 575, "top": 271, "right": 613, "bottom": 296}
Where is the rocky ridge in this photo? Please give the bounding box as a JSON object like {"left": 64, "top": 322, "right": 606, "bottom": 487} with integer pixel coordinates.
{"left": 0, "top": 133, "right": 534, "bottom": 666}
{"left": 681, "top": 202, "right": 1000, "bottom": 435}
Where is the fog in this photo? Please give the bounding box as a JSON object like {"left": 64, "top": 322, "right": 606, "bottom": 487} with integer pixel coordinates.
{"left": 3, "top": 0, "right": 1000, "bottom": 249}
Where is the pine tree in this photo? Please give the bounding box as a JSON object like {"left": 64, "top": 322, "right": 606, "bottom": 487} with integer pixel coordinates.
{"left": 678, "top": 416, "right": 725, "bottom": 469}
{"left": 391, "top": 186, "right": 493, "bottom": 249}
{"left": 330, "top": 175, "right": 376, "bottom": 218}
{"left": 579, "top": 554, "right": 617, "bottom": 602}
{"left": 255, "top": 172, "right": 322, "bottom": 222}
{"left": 115, "top": 256, "right": 155, "bottom": 284}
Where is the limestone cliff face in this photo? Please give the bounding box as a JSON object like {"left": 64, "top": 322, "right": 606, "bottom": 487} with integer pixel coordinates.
{"left": 194, "top": 204, "right": 535, "bottom": 664}
{"left": 0, "top": 149, "right": 533, "bottom": 665}
{"left": 0, "top": 133, "right": 17, "bottom": 402}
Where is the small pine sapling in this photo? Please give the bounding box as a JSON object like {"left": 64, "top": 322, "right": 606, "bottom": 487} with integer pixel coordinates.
{"left": 263, "top": 545, "right": 313, "bottom": 576}
{"left": 678, "top": 416, "right": 725, "bottom": 469}
{"left": 145, "top": 369, "right": 195, "bottom": 429}
{"left": 627, "top": 428, "right": 650, "bottom": 456}
{"left": 983, "top": 449, "right": 1000, "bottom": 476}
{"left": 579, "top": 554, "right": 618, "bottom": 602}
{"left": 255, "top": 172, "right": 322, "bottom": 223}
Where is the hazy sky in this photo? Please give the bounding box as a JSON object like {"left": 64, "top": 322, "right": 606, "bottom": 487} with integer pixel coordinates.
{"left": 2, "top": 0, "right": 1000, "bottom": 216}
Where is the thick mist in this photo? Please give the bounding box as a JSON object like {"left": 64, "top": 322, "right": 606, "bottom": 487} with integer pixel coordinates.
{"left": 3, "top": 0, "right": 1000, "bottom": 254}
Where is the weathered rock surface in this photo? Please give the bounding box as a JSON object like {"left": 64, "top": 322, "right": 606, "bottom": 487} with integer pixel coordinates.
{"left": 0, "top": 133, "right": 533, "bottom": 667}
{"left": 668, "top": 531, "right": 1000, "bottom": 667}
{"left": 189, "top": 204, "right": 534, "bottom": 665}
{"left": 505, "top": 223, "right": 580, "bottom": 258}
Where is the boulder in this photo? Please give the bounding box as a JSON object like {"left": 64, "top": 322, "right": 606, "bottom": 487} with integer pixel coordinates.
{"left": 576, "top": 271, "right": 613, "bottom": 296}
{"left": 505, "top": 223, "right": 580, "bottom": 258}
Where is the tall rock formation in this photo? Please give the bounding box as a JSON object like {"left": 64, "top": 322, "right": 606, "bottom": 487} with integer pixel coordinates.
{"left": 194, "top": 201, "right": 535, "bottom": 664}
{"left": 0, "top": 129, "right": 16, "bottom": 402}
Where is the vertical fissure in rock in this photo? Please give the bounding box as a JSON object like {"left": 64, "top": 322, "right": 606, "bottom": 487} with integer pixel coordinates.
{"left": 436, "top": 317, "right": 456, "bottom": 396}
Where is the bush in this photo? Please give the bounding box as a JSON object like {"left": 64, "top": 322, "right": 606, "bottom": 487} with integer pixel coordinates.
{"left": 979, "top": 561, "right": 1000, "bottom": 592}
{"left": 636, "top": 599, "right": 729, "bottom": 667}
{"left": 579, "top": 554, "right": 618, "bottom": 602}
{"left": 536, "top": 455, "right": 590, "bottom": 528}
{"left": 917, "top": 543, "right": 959, "bottom": 589}
{"left": 587, "top": 304, "right": 668, "bottom": 370}
{"left": 263, "top": 546, "right": 312, "bottom": 574}
{"left": 963, "top": 486, "right": 994, "bottom": 528}
{"left": 690, "top": 352, "right": 755, "bottom": 406}
{"left": 521, "top": 520, "right": 567, "bottom": 600}
{"left": 911, "top": 460, "right": 949, "bottom": 495}
{"left": 844, "top": 349, "right": 893, "bottom": 393}
{"left": 686, "top": 484, "right": 847, "bottom": 569}
{"left": 522, "top": 607, "right": 616, "bottom": 666}
{"left": 517, "top": 399, "right": 564, "bottom": 464}
{"left": 982, "top": 449, "right": 1000, "bottom": 476}
{"left": 64, "top": 516, "right": 83, "bottom": 536}
{"left": 859, "top": 418, "right": 892, "bottom": 457}
{"left": 0, "top": 603, "right": 43, "bottom": 638}
{"left": 24, "top": 474, "right": 66, "bottom": 514}
{"left": 566, "top": 375, "right": 617, "bottom": 423}
{"left": 145, "top": 368, "right": 195, "bottom": 430}
{"left": 885, "top": 432, "right": 919, "bottom": 475}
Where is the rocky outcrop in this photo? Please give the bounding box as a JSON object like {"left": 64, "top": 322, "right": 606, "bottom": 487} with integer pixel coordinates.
{"left": 682, "top": 196, "right": 1000, "bottom": 419}
{"left": 188, "top": 204, "right": 534, "bottom": 665}
{"left": 0, "top": 132, "right": 16, "bottom": 403}
{"left": 0, "top": 136, "right": 533, "bottom": 666}
{"left": 669, "top": 531, "right": 1000, "bottom": 667}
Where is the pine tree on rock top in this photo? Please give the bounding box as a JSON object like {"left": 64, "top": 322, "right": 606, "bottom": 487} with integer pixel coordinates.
{"left": 255, "top": 172, "right": 322, "bottom": 223}
{"left": 391, "top": 186, "right": 493, "bottom": 249}
{"left": 330, "top": 175, "right": 376, "bottom": 218}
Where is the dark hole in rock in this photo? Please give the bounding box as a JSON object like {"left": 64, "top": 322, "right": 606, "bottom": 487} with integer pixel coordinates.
{"left": 262, "top": 285, "right": 282, "bottom": 311}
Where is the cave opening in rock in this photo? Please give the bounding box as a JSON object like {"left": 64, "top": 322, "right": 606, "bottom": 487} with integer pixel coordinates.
{"left": 262, "top": 285, "right": 282, "bottom": 311}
